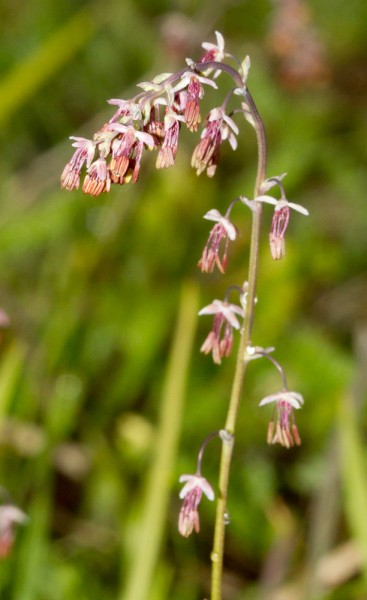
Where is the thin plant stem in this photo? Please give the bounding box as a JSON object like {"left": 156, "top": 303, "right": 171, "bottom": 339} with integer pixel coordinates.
{"left": 210, "top": 88, "right": 267, "bottom": 600}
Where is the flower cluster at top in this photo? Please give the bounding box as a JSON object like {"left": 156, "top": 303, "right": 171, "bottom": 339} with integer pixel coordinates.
{"left": 61, "top": 32, "right": 246, "bottom": 197}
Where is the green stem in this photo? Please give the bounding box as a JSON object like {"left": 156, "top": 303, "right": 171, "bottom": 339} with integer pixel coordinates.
{"left": 210, "top": 88, "right": 267, "bottom": 600}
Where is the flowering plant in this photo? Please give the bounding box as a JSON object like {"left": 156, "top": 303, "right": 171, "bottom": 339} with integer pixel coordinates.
{"left": 61, "top": 31, "right": 307, "bottom": 600}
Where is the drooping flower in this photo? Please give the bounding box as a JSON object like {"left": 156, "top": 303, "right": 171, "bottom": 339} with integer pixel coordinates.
{"left": 174, "top": 72, "right": 217, "bottom": 132}
{"left": 82, "top": 158, "right": 111, "bottom": 196}
{"left": 198, "top": 209, "right": 237, "bottom": 273}
{"left": 199, "top": 299, "right": 244, "bottom": 364}
{"left": 255, "top": 195, "right": 309, "bottom": 260}
{"left": 178, "top": 474, "right": 214, "bottom": 538}
{"left": 156, "top": 108, "right": 184, "bottom": 169}
{"left": 60, "top": 137, "right": 96, "bottom": 191}
{"left": 192, "top": 108, "right": 239, "bottom": 177}
{"left": 108, "top": 123, "right": 155, "bottom": 183}
{"left": 259, "top": 390, "right": 304, "bottom": 448}
{"left": 184, "top": 76, "right": 204, "bottom": 132}
{"left": 0, "top": 504, "right": 28, "bottom": 558}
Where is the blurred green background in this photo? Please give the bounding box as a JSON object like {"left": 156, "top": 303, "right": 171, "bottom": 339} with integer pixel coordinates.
{"left": 0, "top": 0, "right": 367, "bottom": 598}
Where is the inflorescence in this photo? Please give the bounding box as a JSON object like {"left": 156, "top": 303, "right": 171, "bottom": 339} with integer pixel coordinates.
{"left": 61, "top": 31, "right": 308, "bottom": 539}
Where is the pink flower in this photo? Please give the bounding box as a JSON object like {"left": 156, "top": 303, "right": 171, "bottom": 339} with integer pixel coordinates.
{"left": 0, "top": 504, "right": 28, "bottom": 558}
{"left": 199, "top": 299, "right": 244, "bottom": 364}
{"left": 108, "top": 123, "right": 155, "bottom": 183}
{"left": 198, "top": 209, "right": 237, "bottom": 273}
{"left": 82, "top": 158, "right": 111, "bottom": 196}
{"left": 255, "top": 195, "right": 309, "bottom": 260}
{"left": 200, "top": 32, "right": 227, "bottom": 77}
{"left": 259, "top": 390, "right": 304, "bottom": 448}
{"left": 184, "top": 76, "right": 203, "bottom": 132}
{"left": 178, "top": 474, "right": 214, "bottom": 538}
{"left": 191, "top": 108, "right": 239, "bottom": 177}
{"left": 60, "top": 137, "right": 96, "bottom": 191}
{"left": 156, "top": 108, "right": 184, "bottom": 169}
{"left": 173, "top": 72, "right": 217, "bottom": 132}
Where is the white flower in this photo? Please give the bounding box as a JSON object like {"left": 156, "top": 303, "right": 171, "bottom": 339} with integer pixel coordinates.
{"left": 179, "top": 474, "right": 214, "bottom": 501}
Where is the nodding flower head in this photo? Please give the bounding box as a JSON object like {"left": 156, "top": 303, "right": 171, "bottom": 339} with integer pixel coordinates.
{"left": 183, "top": 76, "right": 204, "bottom": 132}
{"left": 199, "top": 299, "right": 244, "bottom": 364}
{"left": 82, "top": 158, "right": 111, "bottom": 196}
{"left": 198, "top": 209, "right": 237, "bottom": 274}
{"left": 173, "top": 73, "right": 217, "bottom": 133}
{"left": 259, "top": 390, "right": 304, "bottom": 448}
{"left": 60, "top": 137, "right": 96, "bottom": 191}
{"left": 156, "top": 108, "right": 184, "bottom": 169}
{"left": 178, "top": 474, "right": 214, "bottom": 538}
{"left": 191, "top": 108, "right": 239, "bottom": 177}
{"left": 255, "top": 195, "right": 309, "bottom": 260}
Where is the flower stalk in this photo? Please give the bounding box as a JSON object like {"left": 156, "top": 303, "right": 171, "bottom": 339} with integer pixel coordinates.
{"left": 210, "top": 88, "right": 267, "bottom": 600}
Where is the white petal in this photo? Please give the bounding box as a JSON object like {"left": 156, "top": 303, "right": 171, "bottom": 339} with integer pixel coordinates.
{"left": 109, "top": 122, "right": 128, "bottom": 134}
{"left": 259, "top": 390, "right": 304, "bottom": 409}
{"left": 196, "top": 75, "right": 218, "bottom": 89}
{"left": 198, "top": 301, "right": 244, "bottom": 327}
{"left": 220, "top": 305, "right": 243, "bottom": 328}
{"left": 203, "top": 209, "right": 222, "bottom": 223}
{"left": 223, "top": 114, "right": 239, "bottom": 134}
{"left": 198, "top": 300, "right": 223, "bottom": 316}
{"left": 285, "top": 391, "right": 304, "bottom": 407}
{"left": 135, "top": 130, "right": 155, "bottom": 148}
{"left": 255, "top": 195, "right": 278, "bottom": 206}
{"left": 241, "top": 55, "right": 251, "bottom": 82}
{"left": 179, "top": 474, "right": 214, "bottom": 500}
{"left": 223, "top": 219, "right": 237, "bottom": 240}
{"left": 214, "top": 31, "right": 225, "bottom": 52}
{"left": 201, "top": 480, "right": 215, "bottom": 501}
{"left": 259, "top": 393, "right": 281, "bottom": 407}
{"left": 228, "top": 133, "right": 238, "bottom": 151}
{"left": 288, "top": 202, "right": 309, "bottom": 216}
{"left": 179, "top": 480, "right": 196, "bottom": 499}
